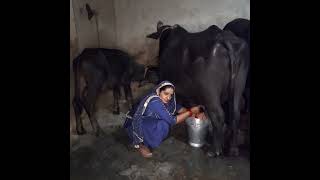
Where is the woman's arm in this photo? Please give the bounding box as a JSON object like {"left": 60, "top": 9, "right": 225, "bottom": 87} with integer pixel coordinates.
{"left": 148, "top": 99, "right": 202, "bottom": 125}
{"left": 177, "top": 107, "right": 187, "bottom": 114}
{"left": 148, "top": 99, "right": 193, "bottom": 125}
{"left": 175, "top": 103, "right": 186, "bottom": 114}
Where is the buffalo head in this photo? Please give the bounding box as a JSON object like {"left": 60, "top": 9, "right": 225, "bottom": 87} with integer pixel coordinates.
{"left": 138, "top": 65, "right": 160, "bottom": 87}
{"left": 130, "top": 61, "right": 146, "bottom": 82}
{"left": 146, "top": 21, "right": 177, "bottom": 40}
{"left": 129, "top": 62, "right": 158, "bottom": 87}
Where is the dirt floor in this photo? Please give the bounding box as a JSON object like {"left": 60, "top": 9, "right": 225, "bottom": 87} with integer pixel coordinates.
{"left": 70, "top": 76, "right": 250, "bottom": 180}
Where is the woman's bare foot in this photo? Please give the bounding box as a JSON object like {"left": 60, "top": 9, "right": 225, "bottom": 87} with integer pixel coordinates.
{"left": 138, "top": 144, "right": 152, "bottom": 158}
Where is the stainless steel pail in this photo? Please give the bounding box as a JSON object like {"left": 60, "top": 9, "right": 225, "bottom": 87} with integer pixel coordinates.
{"left": 186, "top": 117, "right": 209, "bottom": 148}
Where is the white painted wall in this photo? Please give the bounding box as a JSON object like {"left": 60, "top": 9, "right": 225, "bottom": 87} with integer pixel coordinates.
{"left": 70, "top": 0, "right": 78, "bottom": 61}
{"left": 71, "top": 0, "right": 250, "bottom": 64}
{"left": 72, "top": 0, "right": 116, "bottom": 54}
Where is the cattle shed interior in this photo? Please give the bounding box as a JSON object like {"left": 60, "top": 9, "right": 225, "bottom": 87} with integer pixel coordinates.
{"left": 70, "top": 0, "right": 250, "bottom": 179}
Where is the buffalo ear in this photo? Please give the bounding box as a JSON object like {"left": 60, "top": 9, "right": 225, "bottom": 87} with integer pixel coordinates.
{"left": 146, "top": 32, "right": 160, "bottom": 39}
{"left": 157, "top": 21, "right": 163, "bottom": 30}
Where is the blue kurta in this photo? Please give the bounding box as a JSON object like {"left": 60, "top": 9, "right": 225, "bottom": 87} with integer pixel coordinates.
{"left": 124, "top": 96, "right": 182, "bottom": 148}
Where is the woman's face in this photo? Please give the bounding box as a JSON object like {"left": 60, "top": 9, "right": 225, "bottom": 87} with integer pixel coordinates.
{"left": 159, "top": 87, "right": 174, "bottom": 104}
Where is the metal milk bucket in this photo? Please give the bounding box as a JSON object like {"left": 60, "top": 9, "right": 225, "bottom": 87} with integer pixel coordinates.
{"left": 186, "top": 117, "right": 209, "bottom": 148}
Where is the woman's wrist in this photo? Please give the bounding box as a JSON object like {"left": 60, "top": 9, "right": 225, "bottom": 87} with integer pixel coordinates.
{"left": 187, "top": 109, "right": 193, "bottom": 117}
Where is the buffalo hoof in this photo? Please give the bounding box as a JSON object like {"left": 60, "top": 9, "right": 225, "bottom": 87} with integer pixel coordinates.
{"left": 207, "top": 151, "right": 223, "bottom": 158}
{"left": 76, "top": 127, "right": 87, "bottom": 135}
{"left": 113, "top": 110, "right": 120, "bottom": 115}
{"left": 229, "top": 147, "right": 239, "bottom": 157}
{"left": 128, "top": 103, "right": 133, "bottom": 110}
{"left": 95, "top": 128, "right": 106, "bottom": 137}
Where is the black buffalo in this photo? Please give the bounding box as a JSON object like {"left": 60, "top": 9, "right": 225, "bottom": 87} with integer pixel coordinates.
{"left": 147, "top": 21, "right": 249, "bottom": 157}
{"left": 72, "top": 48, "right": 146, "bottom": 136}
{"left": 224, "top": 18, "right": 250, "bottom": 113}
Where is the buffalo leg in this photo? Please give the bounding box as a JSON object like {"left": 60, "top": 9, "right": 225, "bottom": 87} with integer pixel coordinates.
{"left": 82, "top": 86, "right": 88, "bottom": 102}
{"left": 244, "top": 87, "right": 250, "bottom": 113}
{"left": 244, "top": 69, "right": 250, "bottom": 113}
{"left": 207, "top": 104, "right": 225, "bottom": 157}
{"left": 113, "top": 85, "right": 120, "bottom": 114}
{"left": 82, "top": 84, "right": 104, "bottom": 137}
{"left": 229, "top": 64, "right": 248, "bottom": 156}
{"left": 80, "top": 85, "right": 88, "bottom": 118}
{"left": 229, "top": 100, "right": 241, "bottom": 157}
{"left": 124, "top": 84, "right": 133, "bottom": 109}
{"left": 72, "top": 97, "right": 86, "bottom": 135}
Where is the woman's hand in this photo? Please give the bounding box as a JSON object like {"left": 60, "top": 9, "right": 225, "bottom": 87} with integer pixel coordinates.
{"left": 195, "top": 112, "right": 206, "bottom": 120}
{"left": 190, "top": 106, "right": 201, "bottom": 114}
{"left": 190, "top": 105, "right": 205, "bottom": 114}
{"left": 189, "top": 105, "right": 206, "bottom": 120}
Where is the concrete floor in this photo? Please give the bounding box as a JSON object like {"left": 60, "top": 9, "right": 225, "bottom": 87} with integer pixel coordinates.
{"left": 70, "top": 75, "right": 250, "bottom": 180}
{"left": 70, "top": 128, "right": 250, "bottom": 180}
